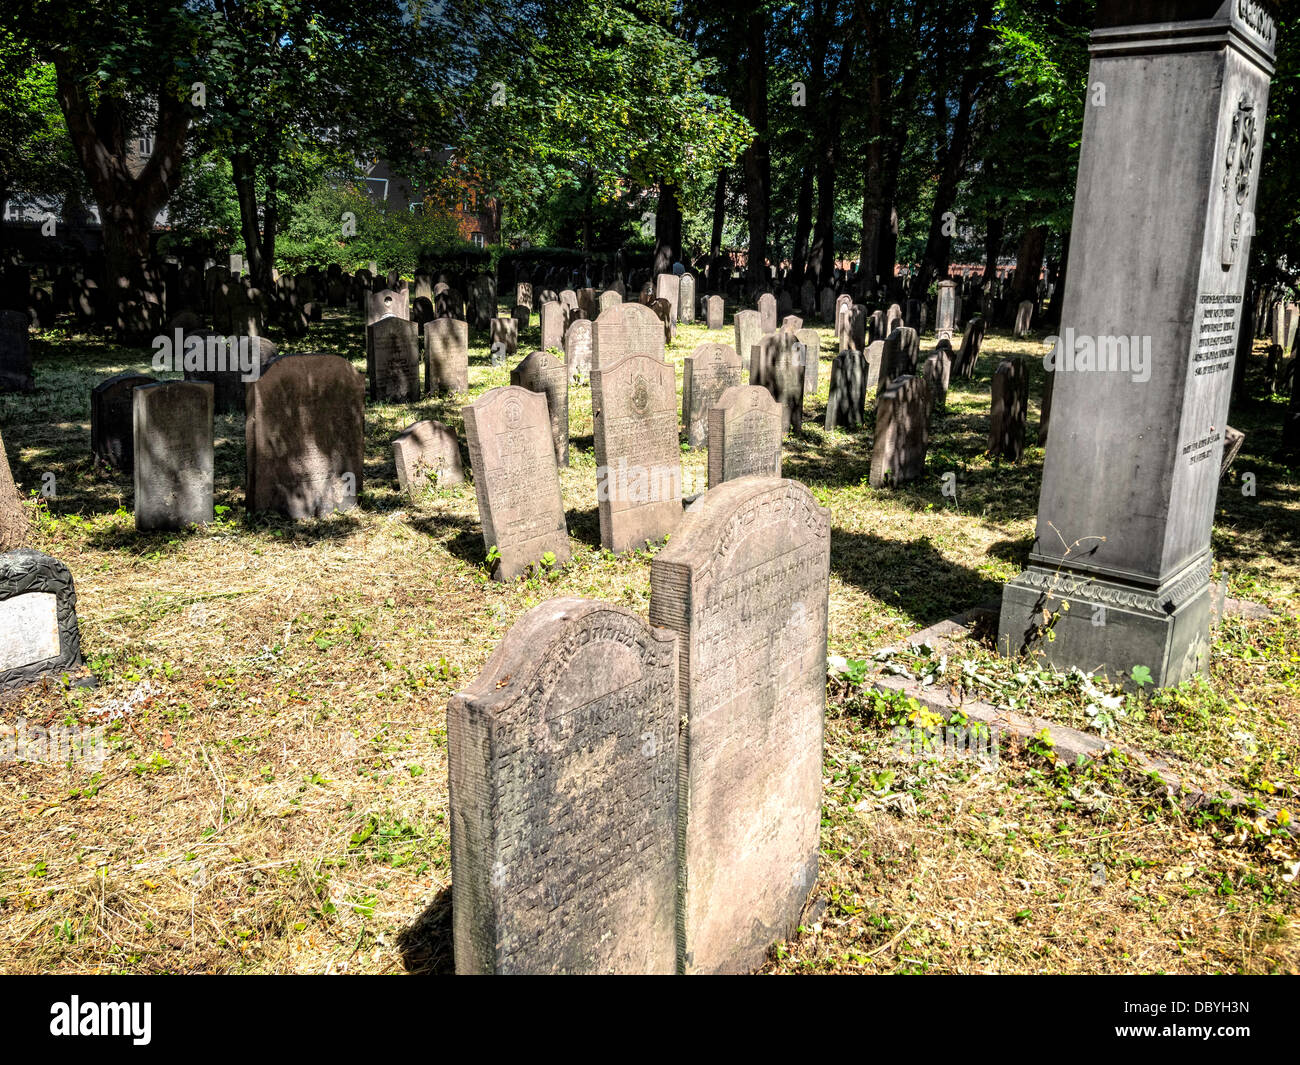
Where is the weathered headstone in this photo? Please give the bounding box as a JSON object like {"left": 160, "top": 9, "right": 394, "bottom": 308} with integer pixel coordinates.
{"left": 648, "top": 477, "right": 830, "bottom": 974}
{"left": 564, "top": 318, "right": 594, "bottom": 383}
{"left": 1014, "top": 300, "right": 1034, "bottom": 338}
{"left": 591, "top": 354, "right": 681, "bottom": 552}
{"left": 366, "top": 315, "right": 421, "bottom": 403}
{"left": 649, "top": 297, "right": 676, "bottom": 343}
{"left": 935, "top": 280, "right": 958, "bottom": 338}
{"left": 706, "top": 385, "right": 782, "bottom": 488}
{"left": 0, "top": 310, "right": 34, "bottom": 392}
{"left": 425, "top": 318, "right": 469, "bottom": 394}
{"left": 540, "top": 301, "right": 564, "bottom": 351}
{"left": 825, "top": 350, "right": 867, "bottom": 431}
{"left": 0, "top": 550, "right": 86, "bottom": 692}
{"left": 246, "top": 354, "right": 364, "bottom": 518}
{"left": 750, "top": 331, "right": 804, "bottom": 434}
{"left": 998, "top": 1, "right": 1278, "bottom": 688}
{"left": 366, "top": 288, "right": 409, "bottom": 326}
{"left": 794, "top": 328, "right": 821, "bottom": 396}
{"left": 864, "top": 340, "right": 885, "bottom": 392}
{"left": 679, "top": 274, "right": 697, "bottom": 324}
{"left": 133, "top": 380, "right": 214, "bottom": 530}
{"left": 988, "top": 358, "right": 1029, "bottom": 462}
{"left": 592, "top": 302, "right": 664, "bottom": 369}
{"left": 704, "top": 294, "right": 725, "bottom": 329}
{"left": 879, "top": 326, "right": 920, "bottom": 395}
{"left": 655, "top": 273, "right": 681, "bottom": 323}
{"left": 757, "top": 292, "right": 778, "bottom": 333}
{"left": 448, "top": 597, "right": 679, "bottom": 974}
{"left": 91, "top": 372, "right": 154, "bottom": 472}
{"left": 463, "top": 386, "right": 571, "bottom": 581}
{"left": 510, "top": 350, "right": 570, "bottom": 467}
{"left": 870, "top": 376, "right": 928, "bottom": 488}
{"left": 392, "top": 419, "right": 465, "bottom": 493}
{"left": 598, "top": 289, "right": 622, "bottom": 313}
{"left": 956, "top": 316, "right": 987, "bottom": 379}
{"left": 733, "top": 309, "right": 763, "bottom": 372}
{"left": 683, "top": 342, "right": 743, "bottom": 449}
{"left": 490, "top": 316, "right": 519, "bottom": 362}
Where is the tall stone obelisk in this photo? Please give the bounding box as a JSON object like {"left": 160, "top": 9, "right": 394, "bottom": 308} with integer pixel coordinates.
{"left": 999, "top": 0, "right": 1277, "bottom": 688}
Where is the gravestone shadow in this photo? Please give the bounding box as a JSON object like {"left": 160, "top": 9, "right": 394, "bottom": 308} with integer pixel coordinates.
{"left": 396, "top": 885, "right": 454, "bottom": 975}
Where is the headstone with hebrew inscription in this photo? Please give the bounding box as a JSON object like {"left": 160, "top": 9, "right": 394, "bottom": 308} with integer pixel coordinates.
{"left": 393, "top": 419, "right": 465, "bottom": 493}
{"left": 707, "top": 385, "right": 783, "bottom": 488}
{"left": 425, "top": 318, "right": 469, "bottom": 394}
{"left": 683, "top": 342, "right": 743, "bottom": 449}
{"left": 133, "top": 380, "right": 214, "bottom": 531}
{"left": 511, "top": 350, "right": 570, "bottom": 467}
{"left": 366, "top": 316, "right": 421, "bottom": 403}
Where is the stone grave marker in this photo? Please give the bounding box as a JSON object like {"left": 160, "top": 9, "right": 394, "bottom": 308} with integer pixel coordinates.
{"left": 649, "top": 477, "right": 830, "bottom": 973}
{"left": 707, "top": 384, "right": 782, "bottom": 488}
{"left": 366, "top": 288, "right": 409, "bottom": 326}
{"left": 564, "top": 318, "right": 594, "bottom": 383}
{"left": 750, "top": 331, "right": 804, "bottom": 434}
{"left": 490, "top": 317, "right": 519, "bottom": 363}
{"left": 935, "top": 280, "right": 958, "bottom": 338}
{"left": 704, "top": 294, "right": 725, "bottom": 329}
{"left": 825, "top": 350, "right": 867, "bottom": 431}
{"left": 864, "top": 340, "right": 885, "bottom": 391}
{"left": 0, "top": 550, "right": 87, "bottom": 692}
{"left": 988, "top": 358, "right": 1029, "bottom": 462}
{"left": 462, "top": 385, "right": 571, "bottom": 581}
{"left": 540, "top": 301, "right": 564, "bottom": 351}
{"left": 133, "top": 380, "right": 214, "bottom": 531}
{"left": 598, "top": 289, "right": 622, "bottom": 313}
{"left": 366, "top": 316, "right": 421, "bottom": 403}
{"left": 592, "top": 302, "right": 664, "bottom": 369}
{"left": 794, "top": 328, "right": 821, "bottom": 396}
{"left": 510, "top": 350, "right": 570, "bottom": 467}
{"left": 425, "top": 318, "right": 469, "bottom": 394}
{"left": 1014, "top": 300, "right": 1034, "bottom": 338}
{"left": 870, "top": 375, "right": 927, "bottom": 487}
{"left": 655, "top": 273, "right": 681, "bottom": 323}
{"left": 757, "top": 292, "right": 778, "bottom": 333}
{"left": 733, "top": 309, "right": 763, "bottom": 372}
{"left": 0, "top": 310, "right": 34, "bottom": 392}
{"left": 91, "top": 372, "right": 154, "bottom": 472}
{"left": 956, "top": 316, "right": 987, "bottom": 379}
{"left": 392, "top": 419, "right": 465, "bottom": 493}
{"left": 683, "top": 342, "right": 743, "bottom": 449}
{"left": 679, "top": 274, "right": 697, "bottom": 324}
{"left": 448, "top": 597, "right": 678, "bottom": 974}
{"left": 879, "top": 326, "right": 920, "bottom": 395}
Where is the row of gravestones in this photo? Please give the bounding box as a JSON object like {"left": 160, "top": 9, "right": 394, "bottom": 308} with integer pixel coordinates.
{"left": 449, "top": 473, "right": 831, "bottom": 973}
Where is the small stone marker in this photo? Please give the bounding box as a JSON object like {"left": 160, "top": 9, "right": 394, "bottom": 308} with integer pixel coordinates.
{"left": 425, "top": 318, "right": 469, "bottom": 393}
{"left": 510, "top": 350, "right": 570, "bottom": 467}
{"left": 707, "top": 384, "right": 782, "bottom": 488}
{"left": 91, "top": 372, "right": 154, "bottom": 472}
{"left": 591, "top": 354, "right": 681, "bottom": 553}
{"left": 704, "top": 294, "right": 725, "bottom": 329}
{"left": 870, "top": 375, "right": 928, "bottom": 488}
{"left": 246, "top": 353, "right": 364, "bottom": 518}
{"left": 462, "top": 385, "right": 571, "bottom": 581}
{"left": 392, "top": 420, "right": 465, "bottom": 493}
{"left": 988, "top": 358, "right": 1029, "bottom": 462}
{"left": 757, "top": 292, "right": 778, "bottom": 332}
{"left": 679, "top": 274, "right": 697, "bottom": 323}
{"left": 935, "top": 280, "right": 958, "bottom": 338}
{"left": 366, "top": 288, "right": 409, "bottom": 326}
{"left": 133, "top": 380, "right": 214, "bottom": 531}
{"left": 0, "top": 550, "right": 86, "bottom": 692}
{"left": 564, "top": 318, "right": 594, "bottom": 383}
{"left": 782, "top": 314, "right": 804, "bottom": 333}
{"left": 448, "top": 597, "right": 678, "bottom": 974}
{"left": 750, "top": 331, "right": 804, "bottom": 434}
{"left": 1014, "top": 300, "right": 1034, "bottom": 338}
{"left": 655, "top": 272, "right": 681, "bottom": 322}
{"left": 598, "top": 289, "right": 622, "bottom": 313}
{"left": 733, "top": 309, "right": 763, "bottom": 372}
{"left": 540, "top": 301, "right": 564, "bottom": 350}
{"left": 683, "top": 342, "right": 743, "bottom": 449}
{"left": 825, "top": 350, "right": 867, "bottom": 431}
{"left": 649, "top": 477, "right": 830, "bottom": 974}
{"left": 366, "top": 315, "right": 421, "bottom": 403}
{"left": 794, "top": 328, "right": 820, "bottom": 396}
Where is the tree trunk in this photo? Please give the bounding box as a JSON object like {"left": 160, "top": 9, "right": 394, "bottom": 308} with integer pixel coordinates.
{"left": 708, "top": 169, "right": 726, "bottom": 288}
{"left": 654, "top": 179, "right": 682, "bottom": 275}
{"left": 741, "top": 12, "right": 769, "bottom": 290}
{"left": 790, "top": 162, "right": 815, "bottom": 282}
{"left": 0, "top": 427, "right": 29, "bottom": 551}
{"left": 1044, "top": 229, "right": 1069, "bottom": 328}
{"left": 1008, "top": 224, "right": 1048, "bottom": 323}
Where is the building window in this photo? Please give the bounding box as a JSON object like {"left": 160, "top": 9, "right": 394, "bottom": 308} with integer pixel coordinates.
{"left": 471, "top": 232, "right": 484, "bottom": 248}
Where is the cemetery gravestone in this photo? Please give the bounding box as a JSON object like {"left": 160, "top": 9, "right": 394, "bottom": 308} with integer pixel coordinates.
{"left": 598, "top": 289, "right": 622, "bottom": 313}
{"left": 462, "top": 386, "right": 571, "bottom": 581}
{"left": 988, "top": 358, "right": 1030, "bottom": 462}
{"left": 704, "top": 294, "right": 725, "bottom": 329}
{"left": 683, "top": 342, "right": 743, "bottom": 449}
{"left": 956, "top": 316, "right": 987, "bottom": 379}
{"left": 510, "top": 351, "right": 570, "bottom": 467}
{"left": 425, "top": 318, "right": 469, "bottom": 394}
{"left": 367, "top": 316, "right": 421, "bottom": 403}
{"left": 91, "top": 372, "right": 154, "bottom": 472}
{"left": 392, "top": 420, "right": 465, "bottom": 493}
{"left": 751, "top": 332, "right": 804, "bottom": 434}
{"left": 246, "top": 354, "right": 364, "bottom": 519}
{"left": 649, "top": 477, "right": 830, "bottom": 974}
{"left": 133, "top": 380, "right": 214, "bottom": 531}
{"left": 679, "top": 274, "right": 697, "bottom": 324}
{"left": 655, "top": 273, "right": 681, "bottom": 323}
{"left": 864, "top": 340, "right": 885, "bottom": 392}
{"left": 367, "top": 288, "right": 409, "bottom": 327}
{"left": 0, "top": 550, "right": 86, "bottom": 692}
{"left": 825, "top": 351, "right": 867, "bottom": 431}
{"left": 0, "top": 310, "right": 34, "bottom": 392}
{"left": 591, "top": 354, "right": 682, "bottom": 553}
{"left": 448, "top": 598, "right": 678, "bottom": 974}
{"left": 733, "top": 309, "right": 763, "bottom": 372}
{"left": 935, "top": 280, "right": 958, "bottom": 338}
{"left": 1014, "top": 300, "right": 1034, "bottom": 338}
{"left": 795, "top": 328, "right": 821, "bottom": 396}
{"left": 870, "top": 376, "right": 928, "bottom": 488}
{"left": 592, "top": 302, "right": 664, "bottom": 369}
{"left": 540, "top": 301, "right": 565, "bottom": 351}
{"left": 490, "top": 317, "right": 519, "bottom": 362}
{"left": 757, "top": 292, "right": 778, "bottom": 333}
{"left": 564, "top": 318, "right": 594, "bottom": 383}
{"left": 707, "top": 385, "right": 782, "bottom": 488}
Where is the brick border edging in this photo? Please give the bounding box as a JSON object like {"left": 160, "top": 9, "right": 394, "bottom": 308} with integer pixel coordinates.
{"left": 866, "top": 600, "right": 1297, "bottom": 837}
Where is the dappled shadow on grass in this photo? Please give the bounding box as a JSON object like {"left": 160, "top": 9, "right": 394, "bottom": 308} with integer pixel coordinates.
{"left": 397, "top": 885, "right": 454, "bottom": 975}
{"left": 407, "top": 512, "right": 486, "bottom": 569}
{"left": 567, "top": 504, "right": 601, "bottom": 550}
{"left": 830, "top": 528, "right": 1004, "bottom": 630}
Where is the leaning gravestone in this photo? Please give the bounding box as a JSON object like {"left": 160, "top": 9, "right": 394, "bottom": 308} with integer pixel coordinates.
{"left": 564, "top": 318, "right": 594, "bottom": 383}
{"left": 649, "top": 477, "right": 830, "bottom": 974}
{"left": 246, "top": 354, "right": 364, "bottom": 518}
{"left": 825, "top": 350, "right": 867, "bottom": 431}
{"left": 0, "top": 310, "right": 34, "bottom": 392}
{"left": 462, "top": 386, "right": 571, "bottom": 581}
{"left": 366, "top": 316, "right": 421, "bottom": 403}
{"left": 425, "top": 318, "right": 469, "bottom": 394}
{"left": 679, "top": 274, "right": 697, "bottom": 324}
{"left": 879, "top": 326, "right": 920, "bottom": 395}
{"left": 704, "top": 294, "right": 725, "bottom": 329}
{"left": 392, "top": 419, "right": 465, "bottom": 493}
{"left": 133, "top": 380, "right": 214, "bottom": 531}
{"left": 733, "top": 309, "right": 763, "bottom": 372}
{"left": 956, "top": 316, "right": 987, "bottom": 379}
{"left": 510, "top": 350, "right": 570, "bottom": 467}
{"left": 757, "top": 292, "right": 778, "bottom": 333}
{"left": 683, "top": 342, "right": 743, "bottom": 449}
{"left": 91, "top": 372, "right": 154, "bottom": 472}
{"left": 591, "top": 302, "right": 664, "bottom": 369}
{"left": 591, "top": 354, "right": 681, "bottom": 553}
{"left": 988, "top": 358, "right": 1029, "bottom": 462}
{"left": 750, "top": 331, "right": 804, "bottom": 434}
{"left": 864, "top": 340, "right": 885, "bottom": 391}
{"left": 0, "top": 550, "right": 87, "bottom": 692}
{"left": 998, "top": 0, "right": 1278, "bottom": 688}
{"left": 870, "top": 375, "right": 927, "bottom": 488}
{"left": 448, "top": 597, "right": 678, "bottom": 974}
{"left": 707, "top": 385, "right": 782, "bottom": 488}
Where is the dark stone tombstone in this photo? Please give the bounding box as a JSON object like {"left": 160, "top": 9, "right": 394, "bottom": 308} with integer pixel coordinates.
{"left": 133, "top": 380, "right": 214, "bottom": 531}
{"left": 869, "top": 309, "right": 886, "bottom": 345}
{"left": 510, "top": 350, "right": 570, "bottom": 467}
{"left": 0, "top": 310, "right": 34, "bottom": 392}
{"left": 490, "top": 317, "right": 519, "bottom": 362}
{"left": 92, "top": 372, "right": 154, "bottom": 472}
{"left": 794, "top": 328, "right": 821, "bottom": 397}
{"left": 704, "top": 294, "right": 725, "bottom": 329}
{"left": 0, "top": 550, "right": 87, "bottom": 692}
{"left": 825, "top": 350, "right": 867, "bottom": 431}
{"left": 448, "top": 597, "right": 679, "bottom": 974}
{"left": 879, "top": 326, "right": 920, "bottom": 395}
{"left": 956, "top": 316, "right": 987, "bottom": 379}
{"left": 1014, "top": 300, "right": 1034, "bottom": 338}
{"left": 471, "top": 274, "right": 497, "bottom": 327}
{"left": 649, "top": 297, "right": 675, "bottom": 343}
{"left": 462, "top": 385, "right": 571, "bottom": 581}
{"left": 366, "top": 316, "right": 421, "bottom": 403}
{"left": 998, "top": 1, "right": 1279, "bottom": 688}
{"left": 392, "top": 419, "right": 465, "bottom": 493}
{"left": 870, "top": 376, "right": 928, "bottom": 488}
{"left": 931, "top": 339, "right": 955, "bottom": 411}
{"left": 819, "top": 287, "right": 836, "bottom": 324}
{"left": 706, "top": 384, "right": 782, "bottom": 489}
{"left": 411, "top": 296, "right": 435, "bottom": 327}
{"left": 591, "top": 354, "right": 682, "bottom": 552}
{"left": 800, "top": 280, "right": 816, "bottom": 314}
{"left": 750, "top": 331, "right": 804, "bottom": 434}
{"left": 245, "top": 354, "right": 364, "bottom": 518}
{"left": 181, "top": 334, "right": 276, "bottom": 415}
{"left": 683, "top": 342, "right": 743, "bottom": 449}
{"left": 988, "top": 358, "right": 1030, "bottom": 462}
{"left": 425, "top": 318, "right": 469, "bottom": 394}
{"left": 648, "top": 477, "right": 830, "bottom": 974}
{"left": 576, "top": 286, "right": 597, "bottom": 320}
